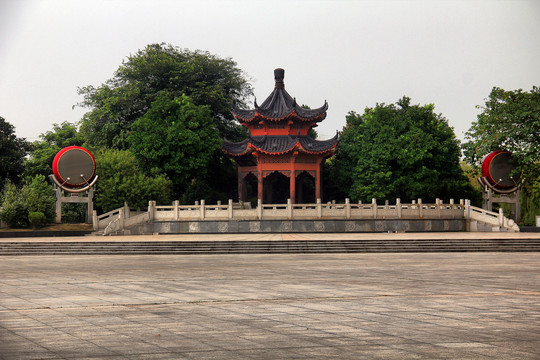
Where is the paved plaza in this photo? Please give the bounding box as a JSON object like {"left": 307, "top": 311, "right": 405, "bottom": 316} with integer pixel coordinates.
{"left": 0, "top": 234, "right": 539, "bottom": 359}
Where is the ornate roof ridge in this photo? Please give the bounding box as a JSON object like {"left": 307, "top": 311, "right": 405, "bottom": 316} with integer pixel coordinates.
{"left": 232, "top": 69, "right": 327, "bottom": 123}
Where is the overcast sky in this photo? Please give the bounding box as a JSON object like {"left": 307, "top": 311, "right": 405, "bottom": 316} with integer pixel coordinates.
{"left": 1, "top": 0, "right": 539, "bottom": 143}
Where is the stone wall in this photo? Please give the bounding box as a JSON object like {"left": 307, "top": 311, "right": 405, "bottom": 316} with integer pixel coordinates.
{"left": 125, "top": 218, "right": 466, "bottom": 235}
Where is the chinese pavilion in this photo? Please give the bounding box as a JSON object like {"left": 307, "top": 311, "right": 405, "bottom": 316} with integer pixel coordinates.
{"left": 223, "top": 68, "right": 338, "bottom": 204}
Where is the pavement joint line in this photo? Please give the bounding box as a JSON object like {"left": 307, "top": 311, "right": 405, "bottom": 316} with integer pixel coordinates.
{"left": 2, "top": 290, "right": 539, "bottom": 313}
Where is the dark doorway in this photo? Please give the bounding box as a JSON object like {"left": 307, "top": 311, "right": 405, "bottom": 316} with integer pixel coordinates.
{"left": 263, "top": 171, "right": 290, "bottom": 204}
{"left": 295, "top": 171, "right": 315, "bottom": 203}
{"left": 243, "top": 172, "right": 258, "bottom": 207}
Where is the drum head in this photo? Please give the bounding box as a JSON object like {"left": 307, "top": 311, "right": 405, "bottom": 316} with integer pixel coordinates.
{"left": 52, "top": 146, "right": 96, "bottom": 187}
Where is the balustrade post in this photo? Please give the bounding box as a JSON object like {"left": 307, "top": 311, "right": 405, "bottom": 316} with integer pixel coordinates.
{"left": 372, "top": 198, "right": 377, "bottom": 218}
{"left": 92, "top": 210, "right": 98, "bottom": 231}
{"left": 396, "top": 198, "right": 402, "bottom": 219}
{"left": 200, "top": 200, "right": 205, "bottom": 220}
{"left": 464, "top": 199, "right": 470, "bottom": 219}
{"left": 345, "top": 198, "right": 351, "bottom": 219}
{"left": 118, "top": 208, "right": 124, "bottom": 230}
{"left": 228, "top": 199, "right": 233, "bottom": 219}
{"left": 148, "top": 201, "right": 155, "bottom": 221}
{"left": 317, "top": 198, "right": 322, "bottom": 219}
{"left": 287, "top": 198, "right": 292, "bottom": 219}
{"left": 418, "top": 198, "right": 423, "bottom": 218}
{"left": 498, "top": 208, "right": 504, "bottom": 227}
{"left": 257, "top": 199, "right": 262, "bottom": 219}
{"left": 173, "top": 200, "right": 179, "bottom": 220}
{"left": 450, "top": 199, "right": 455, "bottom": 219}
{"left": 124, "top": 202, "right": 130, "bottom": 219}
{"left": 436, "top": 198, "right": 441, "bottom": 218}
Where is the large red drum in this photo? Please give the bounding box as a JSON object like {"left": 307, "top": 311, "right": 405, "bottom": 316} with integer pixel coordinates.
{"left": 52, "top": 146, "right": 96, "bottom": 188}
{"left": 481, "top": 150, "right": 519, "bottom": 189}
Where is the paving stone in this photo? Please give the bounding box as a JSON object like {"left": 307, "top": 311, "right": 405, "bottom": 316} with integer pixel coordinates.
{"left": 0, "top": 243, "right": 538, "bottom": 359}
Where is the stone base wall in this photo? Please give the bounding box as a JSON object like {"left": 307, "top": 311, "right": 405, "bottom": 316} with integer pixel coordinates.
{"left": 125, "top": 219, "right": 466, "bottom": 235}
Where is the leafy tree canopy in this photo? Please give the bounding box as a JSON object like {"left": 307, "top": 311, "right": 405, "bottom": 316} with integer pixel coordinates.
{"left": 24, "top": 121, "right": 83, "bottom": 179}
{"left": 0, "top": 116, "right": 31, "bottom": 191}
{"left": 332, "top": 97, "right": 476, "bottom": 203}
{"left": 94, "top": 149, "right": 172, "bottom": 213}
{"left": 77, "top": 43, "right": 252, "bottom": 148}
{"left": 127, "top": 93, "right": 221, "bottom": 195}
{"left": 462, "top": 86, "right": 540, "bottom": 225}
{"left": 462, "top": 86, "right": 540, "bottom": 169}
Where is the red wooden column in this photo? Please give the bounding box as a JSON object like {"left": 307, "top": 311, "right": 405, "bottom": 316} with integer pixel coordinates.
{"left": 315, "top": 158, "right": 322, "bottom": 200}
{"left": 290, "top": 152, "right": 298, "bottom": 204}
{"left": 255, "top": 154, "right": 263, "bottom": 202}
{"left": 237, "top": 170, "right": 244, "bottom": 202}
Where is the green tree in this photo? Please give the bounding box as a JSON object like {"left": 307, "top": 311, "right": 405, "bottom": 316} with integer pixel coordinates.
{"left": 463, "top": 86, "right": 540, "bottom": 225}
{"left": 0, "top": 181, "right": 28, "bottom": 228}
{"left": 77, "top": 43, "right": 252, "bottom": 148}
{"left": 24, "top": 121, "right": 83, "bottom": 178}
{"left": 127, "top": 93, "right": 221, "bottom": 195}
{"left": 462, "top": 86, "right": 540, "bottom": 166}
{"left": 332, "top": 97, "right": 477, "bottom": 203}
{"left": 0, "top": 175, "right": 55, "bottom": 228}
{"left": 22, "top": 174, "right": 56, "bottom": 223}
{"left": 0, "top": 116, "right": 31, "bottom": 191}
{"left": 94, "top": 149, "right": 172, "bottom": 212}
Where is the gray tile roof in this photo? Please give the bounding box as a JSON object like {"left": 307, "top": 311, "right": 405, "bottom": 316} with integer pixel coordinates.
{"left": 223, "top": 134, "right": 339, "bottom": 156}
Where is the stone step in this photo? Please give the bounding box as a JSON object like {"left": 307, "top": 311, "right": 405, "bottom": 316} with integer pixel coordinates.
{"left": 1, "top": 239, "right": 539, "bottom": 255}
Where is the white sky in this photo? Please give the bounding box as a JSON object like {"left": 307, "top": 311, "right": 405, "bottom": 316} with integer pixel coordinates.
{"left": 1, "top": 0, "right": 539, "bottom": 142}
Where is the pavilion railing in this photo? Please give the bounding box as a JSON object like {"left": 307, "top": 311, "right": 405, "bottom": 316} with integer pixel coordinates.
{"left": 94, "top": 198, "right": 499, "bottom": 232}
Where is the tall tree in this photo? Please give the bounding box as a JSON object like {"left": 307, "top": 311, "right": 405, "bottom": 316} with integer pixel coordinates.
{"left": 77, "top": 43, "right": 252, "bottom": 148}
{"left": 94, "top": 149, "right": 172, "bottom": 213}
{"left": 0, "top": 116, "right": 31, "bottom": 191}
{"left": 462, "top": 86, "right": 540, "bottom": 167}
{"left": 24, "top": 121, "right": 83, "bottom": 179}
{"left": 463, "top": 86, "right": 540, "bottom": 225}
{"left": 332, "top": 97, "right": 477, "bottom": 203}
{"left": 127, "top": 93, "right": 221, "bottom": 195}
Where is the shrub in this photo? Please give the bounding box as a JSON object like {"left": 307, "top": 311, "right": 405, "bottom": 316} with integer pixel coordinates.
{"left": 0, "top": 176, "right": 56, "bottom": 228}
{"left": 62, "top": 203, "right": 87, "bottom": 223}
{"left": 0, "top": 182, "right": 29, "bottom": 228}
{"left": 28, "top": 211, "right": 47, "bottom": 229}
{"left": 22, "top": 174, "right": 56, "bottom": 223}
{"left": 0, "top": 200, "right": 29, "bottom": 228}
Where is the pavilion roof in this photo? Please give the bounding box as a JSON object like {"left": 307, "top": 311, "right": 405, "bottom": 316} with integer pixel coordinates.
{"left": 222, "top": 133, "right": 339, "bottom": 157}
{"left": 232, "top": 68, "right": 328, "bottom": 123}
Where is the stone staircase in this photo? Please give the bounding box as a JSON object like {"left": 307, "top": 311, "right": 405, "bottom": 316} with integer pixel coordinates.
{"left": 2, "top": 238, "right": 540, "bottom": 255}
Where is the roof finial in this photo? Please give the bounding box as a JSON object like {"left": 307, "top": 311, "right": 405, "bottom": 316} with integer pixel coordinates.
{"left": 274, "top": 68, "right": 285, "bottom": 89}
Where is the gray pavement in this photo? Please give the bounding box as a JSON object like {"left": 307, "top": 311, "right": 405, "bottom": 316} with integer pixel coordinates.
{"left": 0, "top": 235, "right": 539, "bottom": 359}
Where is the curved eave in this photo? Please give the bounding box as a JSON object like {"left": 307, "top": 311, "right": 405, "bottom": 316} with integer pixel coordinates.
{"left": 298, "top": 133, "right": 339, "bottom": 154}
{"left": 222, "top": 139, "right": 252, "bottom": 156}
{"left": 297, "top": 143, "right": 338, "bottom": 156}
{"left": 223, "top": 134, "right": 339, "bottom": 157}
{"left": 233, "top": 103, "right": 328, "bottom": 123}
{"left": 222, "top": 148, "right": 252, "bottom": 157}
